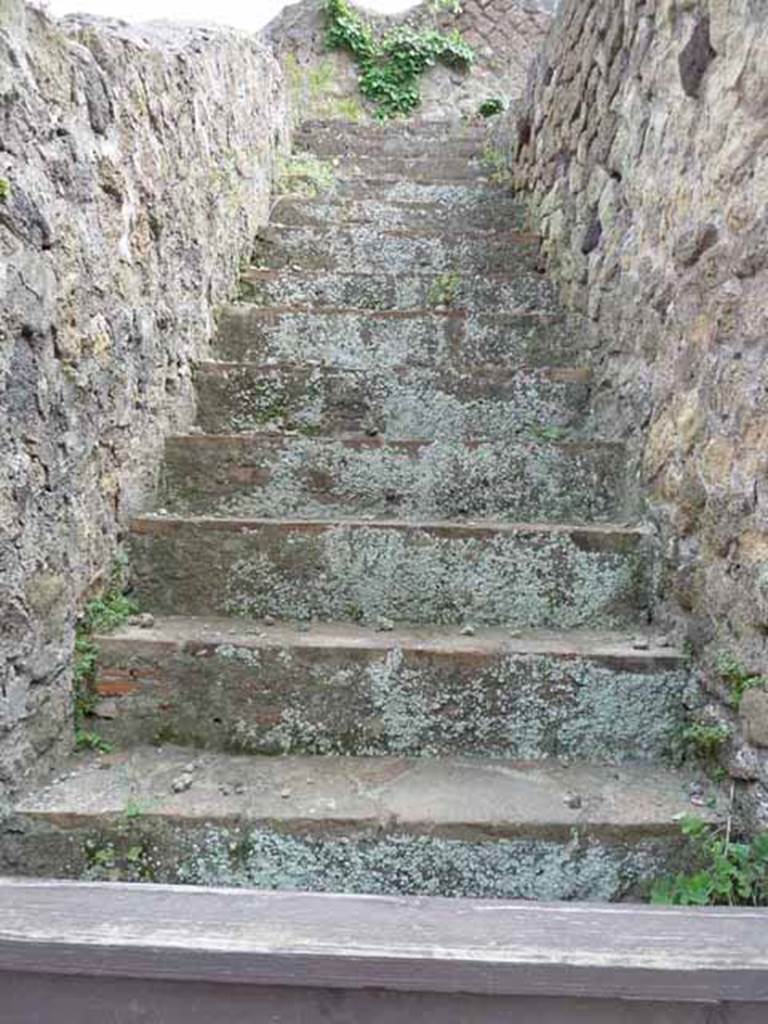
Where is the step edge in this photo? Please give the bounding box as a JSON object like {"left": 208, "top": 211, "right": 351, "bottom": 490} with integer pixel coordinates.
{"left": 164, "top": 431, "right": 624, "bottom": 452}
{"left": 129, "top": 514, "right": 649, "bottom": 537}
{"left": 93, "top": 622, "right": 685, "bottom": 667}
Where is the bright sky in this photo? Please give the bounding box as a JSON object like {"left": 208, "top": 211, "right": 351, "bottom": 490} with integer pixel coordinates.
{"left": 44, "top": 0, "right": 417, "bottom": 32}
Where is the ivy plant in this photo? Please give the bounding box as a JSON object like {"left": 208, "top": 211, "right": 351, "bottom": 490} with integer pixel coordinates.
{"left": 651, "top": 815, "right": 768, "bottom": 906}
{"left": 325, "top": 0, "right": 474, "bottom": 118}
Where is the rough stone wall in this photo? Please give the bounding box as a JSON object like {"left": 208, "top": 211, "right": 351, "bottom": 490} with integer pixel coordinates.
{"left": 510, "top": 1, "right": 768, "bottom": 820}
{"left": 0, "top": 0, "right": 288, "bottom": 797}
{"left": 262, "top": 0, "right": 555, "bottom": 122}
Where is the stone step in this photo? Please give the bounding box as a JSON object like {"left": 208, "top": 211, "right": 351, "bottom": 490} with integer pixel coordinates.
{"left": 324, "top": 178, "right": 515, "bottom": 203}
{"left": 252, "top": 225, "right": 539, "bottom": 276}
{"left": 325, "top": 152, "right": 489, "bottom": 182}
{"left": 90, "top": 617, "right": 688, "bottom": 762}
{"left": 295, "top": 119, "right": 489, "bottom": 156}
{"left": 298, "top": 117, "right": 489, "bottom": 139}
{"left": 128, "top": 516, "right": 653, "bottom": 629}
{"left": 213, "top": 306, "right": 577, "bottom": 369}
{"left": 161, "top": 433, "right": 627, "bottom": 522}
{"left": 270, "top": 195, "right": 526, "bottom": 231}
{"left": 5, "top": 747, "right": 715, "bottom": 900}
{"left": 193, "top": 362, "right": 590, "bottom": 438}
{"left": 240, "top": 267, "right": 560, "bottom": 314}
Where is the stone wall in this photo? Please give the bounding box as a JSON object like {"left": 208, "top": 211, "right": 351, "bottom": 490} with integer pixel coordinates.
{"left": 0, "top": 0, "right": 289, "bottom": 797}
{"left": 263, "top": 0, "right": 555, "bottom": 122}
{"left": 510, "top": 0, "right": 768, "bottom": 821}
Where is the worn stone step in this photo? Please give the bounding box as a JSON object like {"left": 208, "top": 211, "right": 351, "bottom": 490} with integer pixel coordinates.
{"left": 128, "top": 516, "right": 653, "bottom": 629}
{"left": 240, "top": 267, "right": 559, "bottom": 314}
{"left": 271, "top": 195, "right": 526, "bottom": 231}
{"left": 4, "top": 748, "right": 716, "bottom": 900}
{"left": 214, "top": 306, "right": 577, "bottom": 369}
{"left": 252, "top": 225, "right": 539, "bottom": 275}
{"left": 194, "top": 363, "right": 590, "bottom": 438}
{"left": 324, "top": 153, "right": 489, "bottom": 183}
{"left": 90, "top": 617, "right": 688, "bottom": 762}
{"left": 322, "top": 178, "right": 515, "bottom": 203}
{"left": 295, "top": 119, "right": 489, "bottom": 156}
{"left": 161, "top": 433, "right": 627, "bottom": 522}
{"left": 298, "top": 117, "right": 489, "bottom": 138}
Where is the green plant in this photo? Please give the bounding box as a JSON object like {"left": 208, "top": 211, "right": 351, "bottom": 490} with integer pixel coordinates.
{"left": 478, "top": 97, "right": 504, "bottom": 117}
{"left": 123, "top": 797, "right": 150, "bottom": 820}
{"left": 277, "top": 152, "right": 336, "bottom": 198}
{"left": 284, "top": 54, "right": 365, "bottom": 122}
{"left": 74, "top": 729, "right": 113, "bottom": 754}
{"left": 0, "top": 178, "right": 9, "bottom": 202}
{"left": 73, "top": 561, "right": 137, "bottom": 749}
{"left": 325, "top": 0, "right": 474, "bottom": 119}
{"left": 427, "top": 271, "right": 460, "bottom": 307}
{"left": 679, "top": 721, "right": 730, "bottom": 764}
{"left": 651, "top": 814, "right": 768, "bottom": 906}
{"left": 430, "top": 0, "right": 462, "bottom": 13}
{"left": 716, "top": 650, "right": 764, "bottom": 709}
{"left": 480, "top": 144, "right": 511, "bottom": 186}
{"left": 83, "top": 838, "right": 156, "bottom": 882}
{"left": 529, "top": 424, "right": 567, "bottom": 443}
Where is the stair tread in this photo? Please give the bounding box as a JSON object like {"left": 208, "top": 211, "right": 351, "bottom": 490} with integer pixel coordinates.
{"left": 132, "top": 513, "right": 646, "bottom": 536}
{"left": 197, "top": 360, "right": 591, "bottom": 381}
{"left": 221, "top": 304, "right": 555, "bottom": 320}
{"left": 244, "top": 267, "right": 549, "bottom": 284}
{"left": 167, "top": 430, "right": 620, "bottom": 450}
{"left": 258, "top": 224, "right": 539, "bottom": 243}
{"left": 269, "top": 215, "right": 526, "bottom": 240}
{"left": 17, "top": 746, "right": 715, "bottom": 836}
{"left": 95, "top": 614, "right": 683, "bottom": 664}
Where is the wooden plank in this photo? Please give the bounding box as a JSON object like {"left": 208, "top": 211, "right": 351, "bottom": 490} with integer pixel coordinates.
{"left": 3, "top": 972, "right": 767, "bottom": 1024}
{"left": 0, "top": 879, "right": 767, "bottom": 1004}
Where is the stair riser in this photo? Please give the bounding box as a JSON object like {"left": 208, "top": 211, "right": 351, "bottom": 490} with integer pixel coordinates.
{"left": 323, "top": 154, "right": 490, "bottom": 181}
{"left": 92, "top": 638, "right": 687, "bottom": 762}
{"left": 162, "top": 436, "right": 627, "bottom": 521}
{"left": 252, "top": 227, "right": 539, "bottom": 275}
{"left": 194, "top": 365, "right": 589, "bottom": 438}
{"left": 294, "top": 129, "right": 487, "bottom": 157}
{"left": 297, "top": 120, "right": 488, "bottom": 143}
{"left": 214, "top": 308, "right": 577, "bottom": 369}
{"left": 272, "top": 196, "right": 526, "bottom": 231}
{"left": 240, "top": 269, "right": 559, "bottom": 314}
{"left": 0, "top": 819, "right": 687, "bottom": 902}
{"left": 129, "top": 521, "right": 653, "bottom": 628}
{"left": 327, "top": 179, "right": 514, "bottom": 203}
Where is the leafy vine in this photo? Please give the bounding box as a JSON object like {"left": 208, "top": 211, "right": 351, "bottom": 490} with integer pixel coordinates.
{"left": 325, "top": 0, "right": 474, "bottom": 118}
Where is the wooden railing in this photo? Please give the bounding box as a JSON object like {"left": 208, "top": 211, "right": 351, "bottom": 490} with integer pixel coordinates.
{"left": 0, "top": 878, "right": 767, "bottom": 1022}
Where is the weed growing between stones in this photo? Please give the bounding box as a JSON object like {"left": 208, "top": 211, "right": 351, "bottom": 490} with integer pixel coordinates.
{"left": 284, "top": 54, "right": 365, "bottom": 122}
{"left": 73, "top": 561, "right": 137, "bottom": 753}
{"left": 83, "top": 837, "right": 156, "bottom": 882}
{"left": 480, "top": 145, "right": 512, "bottom": 186}
{"left": 652, "top": 814, "right": 768, "bottom": 906}
{"left": 716, "top": 650, "right": 765, "bottom": 709}
{"left": 528, "top": 424, "right": 567, "bottom": 443}
{"left": 0, "top": 178, "right": 9, "bottom": 202}
{"left": 672, "top": 721, "right": 729, "bottom": 777}
{"left": 427, "top": 271, "right": 460, "bottom": 307}
{"left": 276, "top": 152, "right": 336, "bottom": 198}
{"left": 325, "top": 0, "right": 474, "bottom": 119}
{"left": 478, "top": 97, "right": 504, "bottom": 117}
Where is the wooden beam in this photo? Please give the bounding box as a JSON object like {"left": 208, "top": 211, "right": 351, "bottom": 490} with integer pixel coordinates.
{"left": 0, "top": 878, "right": 767, "bottom": 1006}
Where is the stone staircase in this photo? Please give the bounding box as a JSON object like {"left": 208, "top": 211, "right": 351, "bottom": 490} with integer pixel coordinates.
{"left": 3, "top": 120, "right": 713, "bottom": 900}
